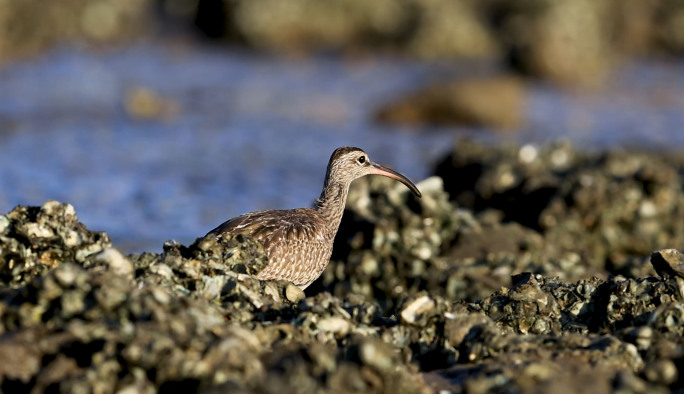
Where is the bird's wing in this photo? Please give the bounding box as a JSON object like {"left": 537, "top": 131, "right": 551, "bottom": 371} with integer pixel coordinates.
{"left": 208, "top": 210, "right": 271, "bottom": 238}
{"left": 208, "top": 209, "right": 332, "bottom": 288}
{"left": 208, "top": 208, "right": 325, "bottom": 247}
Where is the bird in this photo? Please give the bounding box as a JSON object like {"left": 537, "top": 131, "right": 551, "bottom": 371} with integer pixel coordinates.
{"left": 207, "top": 147, "right": 422, "bottom": 290}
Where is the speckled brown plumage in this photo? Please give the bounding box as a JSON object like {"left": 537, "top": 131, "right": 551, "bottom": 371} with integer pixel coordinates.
{"left": 208, "top": 147, "right": 421, "bottom": 289}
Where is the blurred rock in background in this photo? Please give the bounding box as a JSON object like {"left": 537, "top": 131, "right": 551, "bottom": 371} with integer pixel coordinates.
{"left": 4, "top": 0, "right": 684, "bottom": 79}
{"left": 375, "top": 75, "right": 525, "bottom": 130}
{"left": 183, "top": 0, "right": 684, "bottom": 85}
{"left": 3, "top": 0, "right": 683, "bottom": 130}
{"left": 0, "top": 0, "right": 155, "bottom": 62}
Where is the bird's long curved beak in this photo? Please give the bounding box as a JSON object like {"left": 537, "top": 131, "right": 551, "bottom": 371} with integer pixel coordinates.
{"left": 370, "top": 162, "right": 422, "bottom": 198}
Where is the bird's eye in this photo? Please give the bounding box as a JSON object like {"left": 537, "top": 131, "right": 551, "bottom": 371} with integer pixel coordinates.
{"left": 357, "top": 156, "right": 366, "bottom": 164}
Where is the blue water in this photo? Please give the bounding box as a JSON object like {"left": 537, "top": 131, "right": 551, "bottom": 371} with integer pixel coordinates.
{"left": 1, "top": 41, "right": 683, "bottom": 252}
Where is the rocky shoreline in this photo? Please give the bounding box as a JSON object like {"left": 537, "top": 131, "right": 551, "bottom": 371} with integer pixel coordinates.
{"left": 1, "top": 141, "right": 683, "bottom": 393}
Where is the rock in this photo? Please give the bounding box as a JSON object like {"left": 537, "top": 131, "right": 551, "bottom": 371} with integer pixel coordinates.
{"left": 645, "top": 358, "right": 679, "bottom": 385}
{"left": 3, "top": 137, "right": 684, "bottom": 394}
{"left": 0, "top": 330, "right": 42, "bottom": 382}
{"left": 400, "top": 294, "right": 436, "bottom": 326}
{"left": 317, "top": 317, "right": 351, "bottom": 336}
{"left": 357, "top": 338, "right": 397, "bottom": 373}
{"left": 0, "top": 201, "right": 112, "bottom": 287}
{"left": 184, "top": 0, "right": 684, "bottom": 74}
{"left": 375, "top": 75, "right": 525, "bottom": 130}
{"left": 284, "top": 283, "right": 305, "bottom": 303}
{"left": 502, "top": 0, "right": 616, "bottom": 86}
{"left": 22, "top": 223, "right": 54, "bottom": 239}
{"left": 434, "top": 140, "right": 684, "bottom": 277}
{"left": 124, "top": 87, "right": 179, "bottom": 121}
{"left": 0, "top": 0, "right": 153, "bottom": 62}
{"left": 193, "top": 0, "right": 498, "bottom": 59}
{"left": 650, "top": 249, "right": 684, "bottom": 280}
{"left": 0, "top": 215, "right": 9, "bottom": 234}
{"left": 91, "top": 247, "right": 135, "bottom": 279}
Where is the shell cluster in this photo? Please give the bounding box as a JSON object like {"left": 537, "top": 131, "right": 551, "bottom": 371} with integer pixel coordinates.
{"left": 2, "top": 140, "right": 684, "bottom": 392}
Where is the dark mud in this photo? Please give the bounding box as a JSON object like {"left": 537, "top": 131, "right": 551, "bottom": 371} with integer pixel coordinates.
{"left": 2, "top": 141, "right": 684, "bottom": 393}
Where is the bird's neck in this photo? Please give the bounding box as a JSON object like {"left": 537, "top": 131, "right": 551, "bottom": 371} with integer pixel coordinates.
{"left": 313, "top": 180, "right": 349, "bottom": 234}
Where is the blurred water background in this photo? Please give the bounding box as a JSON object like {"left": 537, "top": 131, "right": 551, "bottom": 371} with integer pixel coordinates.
{"left": 1, "top": 1, "right": 683, "bottom": 252}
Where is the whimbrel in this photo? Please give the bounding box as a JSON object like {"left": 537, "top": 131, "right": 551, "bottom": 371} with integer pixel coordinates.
{"left": 208, "top": 147, "right": 422, "bottom": 289}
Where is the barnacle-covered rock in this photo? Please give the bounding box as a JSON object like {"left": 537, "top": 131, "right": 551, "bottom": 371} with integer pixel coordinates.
{"left": 316, "top": 175, "right": 486, "bottom": 306}
{"left": 400, "top": 294, "right": 436, "bottom": 326}
{"left": 0, "top": 201, "right": 112, "bottom": 288}
{"left": 650, "top": 249, "right": 684, "bottom": 282}
{"left": 4, "top": 138, "right": 684, "bottom": 394}
{"left": 435, "top": 140, "right": 684, "bottom": 278}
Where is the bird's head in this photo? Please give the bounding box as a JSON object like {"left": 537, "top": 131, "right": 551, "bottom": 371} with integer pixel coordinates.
{"left": 325, "top": 147, "right": 421, "bottom": 197}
